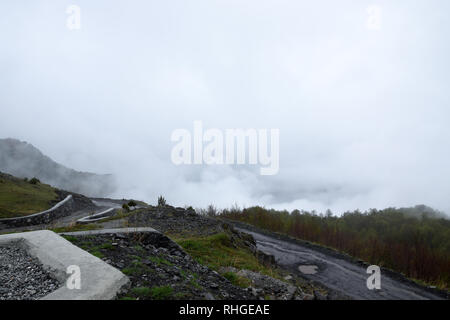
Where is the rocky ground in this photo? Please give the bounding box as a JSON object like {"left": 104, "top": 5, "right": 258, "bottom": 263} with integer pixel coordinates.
{"left": 0, "top": 243, "right": 60, "bottom": 300}
{"left": 127, "top": 206, "right": 222, "bottom": 237}
{"left": 62, "top": 204, "right": 329, "bottom": 300}
{"left": 219, "top": 267, "right": 308, "bottom": 300}
{"left": 63, "top": 231, "right": 254, "bottom": 300}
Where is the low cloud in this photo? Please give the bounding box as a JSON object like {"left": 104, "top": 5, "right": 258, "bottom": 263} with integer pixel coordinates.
{"left": 1, "top": 1, "right": 449, "bottom": 215}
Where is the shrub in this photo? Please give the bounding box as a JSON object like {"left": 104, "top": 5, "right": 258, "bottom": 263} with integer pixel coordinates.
{"left": 128, "top": 200, "right": 137, "bottom": 208}
{"left": 158, "top": 196, "right": 166, "bottom": 207}
{"left": 206, "top": 204, "right": 218, "bottom": 217}
{"left": 122, "top": 203, "right": 130, "bottom": 212}
{"left": 29, "top": 177, "right": 40, "bottom": 185}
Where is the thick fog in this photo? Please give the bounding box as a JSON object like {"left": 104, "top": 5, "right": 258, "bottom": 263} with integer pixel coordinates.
{"left": 1, "top": 1, "right": 449, "bottom": 214}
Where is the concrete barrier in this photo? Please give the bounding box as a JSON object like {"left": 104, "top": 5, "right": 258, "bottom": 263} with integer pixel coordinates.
{"left": 0, "top": 230, "right": 130, "bottom": 300}
{"left": 77, "top": 208, "right": 116, "bottom": 224}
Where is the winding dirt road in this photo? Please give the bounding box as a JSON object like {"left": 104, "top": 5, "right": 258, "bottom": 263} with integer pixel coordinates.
{"left": 236, "top": 227, "right": 446, "bottom": 300}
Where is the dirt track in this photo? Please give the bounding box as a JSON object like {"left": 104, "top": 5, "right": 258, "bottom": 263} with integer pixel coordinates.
{"left": 236, "top": 227, "right": 446, "bottom": 300}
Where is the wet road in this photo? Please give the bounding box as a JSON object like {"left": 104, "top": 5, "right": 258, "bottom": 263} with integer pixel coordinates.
{"left": 237, "top": 228, "right": 444, "bottom": 300}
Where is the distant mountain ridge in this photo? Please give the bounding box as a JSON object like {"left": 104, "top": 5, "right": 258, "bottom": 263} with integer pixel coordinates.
{"left": 0, "top": 138, "right": 116, "bottom": 197}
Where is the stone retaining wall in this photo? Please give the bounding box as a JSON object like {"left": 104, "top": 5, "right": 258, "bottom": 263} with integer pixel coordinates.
{"left": 0, "top": 195, "right": 75, "bottom": 228}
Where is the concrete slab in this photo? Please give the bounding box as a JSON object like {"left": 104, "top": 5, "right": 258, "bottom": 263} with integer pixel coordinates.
{"left": 0, "top": 230, "right": 130, "bottom": 300}
{"left": 59, "top": 227, "right": 160, "bottom": 236}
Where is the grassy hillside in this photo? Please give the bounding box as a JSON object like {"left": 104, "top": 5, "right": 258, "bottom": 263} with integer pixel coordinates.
{"left": 0, "top": 172, "right": 59, "bottom": 219}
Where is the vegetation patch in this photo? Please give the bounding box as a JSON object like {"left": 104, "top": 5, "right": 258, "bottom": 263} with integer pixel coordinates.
{"left": 0, "top": 173, "right": 58, "bottom": 218}
{"left": 51, "top": 223, "right": 101, "bottom": 233}
{"left": 130, "top": 286, "right": 173, "bottom": 300}
{"left": 122, "top": 263, "right": 153, "bottom": 277}
{"left": 171, "top": 232, "right": 281, "bottom": 279}
{"left": 148, "top": 255, "right": 173, "bottom": 266}
{"left": 222, "top": 271, "right": 252, "bottom": 288}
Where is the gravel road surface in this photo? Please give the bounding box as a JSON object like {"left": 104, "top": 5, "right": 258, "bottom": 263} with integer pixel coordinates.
{"left": 236, "top": 227, "right": 445, "bottom": 300}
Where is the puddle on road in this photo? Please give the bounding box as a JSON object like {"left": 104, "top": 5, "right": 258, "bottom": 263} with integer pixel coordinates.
{"left": 298, "top": 265, "right": 318, "bottom": 274}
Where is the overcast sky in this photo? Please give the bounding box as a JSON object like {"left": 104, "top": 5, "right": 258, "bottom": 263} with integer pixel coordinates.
{"left": 1, "top": 1, "right": 449, "bottom": 214}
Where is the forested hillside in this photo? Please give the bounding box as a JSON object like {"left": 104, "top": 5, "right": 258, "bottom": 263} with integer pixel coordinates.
{"left": 219, "top": 205, "right": 450, "bottom": 289}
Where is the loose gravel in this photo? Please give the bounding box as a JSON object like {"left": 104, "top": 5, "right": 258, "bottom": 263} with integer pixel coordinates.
{"left": 0, "top": 244, "right": 61, "bottom": 300}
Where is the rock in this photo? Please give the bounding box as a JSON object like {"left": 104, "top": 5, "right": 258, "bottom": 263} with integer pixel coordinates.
{"left": 256, "top": 250, "right": 276, "bottom": 267}
{"left": 203, "top": 292, "right": 215, "bottom": 300}
{"left": 303, "top": 294, "right": 314, "bottom": 300}
{"left": 0, "top": 246, "right": 60, "bottom": 300}
{"left": 313, "top": 290, "right": 328, "bottom": 300}
{"left": 116, "top": 262, "right": 124, "bottom": 269}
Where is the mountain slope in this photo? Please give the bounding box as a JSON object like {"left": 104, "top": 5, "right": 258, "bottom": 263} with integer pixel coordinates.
{"left": 0, "top": 138, "right": 116, "bottom": 197}
{"left": 0, "top": 172, "right": 59, "bottom": 218}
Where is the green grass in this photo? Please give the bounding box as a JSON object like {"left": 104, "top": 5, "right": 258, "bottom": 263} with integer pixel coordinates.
{"left": 0, "top": 174, "right": 59, "bottom": 218}
{"left": 62, "top": 235, "right": 78, "bottom": 242}
{"left": 170, "top": 232, "right": 281, "bottom": 279}
{"left": 173, "top": 292, "right": 188, "bottom": 299}
{"left": 133, "top": 244, "right": 145, "bottom": 253}
{"left": 99, "top": 243, "right": 115, "bottom": 250}
{"left": 222, "top": 271, "right": 252, "bottom": 288}
{"left": 148, "top": 255, "right": 173, "bottom": 266}
{"left": 90, "top": 250, "right": 105, "bottom": 259}
{"left": 61, "top": 235, "right": 120, "bottom": 261}
{"left": 122, "top": 259, "right": 154, "bottom": 276}
{"left": 130, "top": 286, "right": 173, "bottom": 300}
{"left": 190, "top": 278, "right": 201, "bottom": 289}
{"left": 150, "top": 286, "right": 174, "bottom": 299}
{"left": 51, "top": 223, "right": 101, "bottom": 233}
{"left": 131, "top": 286, "right": 152, "bottom": 297}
